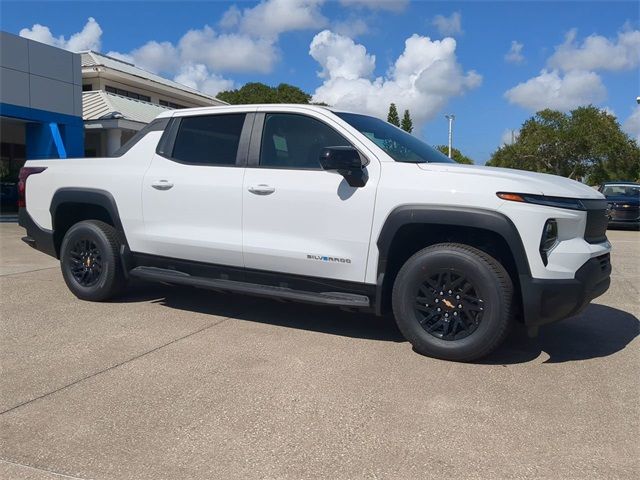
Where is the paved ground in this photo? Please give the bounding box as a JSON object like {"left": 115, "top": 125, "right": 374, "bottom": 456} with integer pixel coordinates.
{"left": 0, "top": 222, "right": 638, "bottom": 480}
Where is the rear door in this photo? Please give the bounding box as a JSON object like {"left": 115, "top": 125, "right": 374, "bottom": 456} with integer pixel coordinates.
{"left": 241, "top": 109, "right": 379, "bottom": 283}
{"left": 139, "top": 111, "right": 252, "bottom": 266}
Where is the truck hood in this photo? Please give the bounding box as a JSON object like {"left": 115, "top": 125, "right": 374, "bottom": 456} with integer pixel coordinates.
{"left": 417, "top": 163, "right": 603, "bottom": 199}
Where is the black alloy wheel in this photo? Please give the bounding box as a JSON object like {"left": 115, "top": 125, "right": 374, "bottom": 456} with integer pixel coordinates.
{"left": 60, "top": 220, "right": 126, "bottom": 301}
{"left": 68, "top": 238, "right": 103, "bottom": 287}
{"left": 415, "top": 271, "right": 484, "bottom": 341}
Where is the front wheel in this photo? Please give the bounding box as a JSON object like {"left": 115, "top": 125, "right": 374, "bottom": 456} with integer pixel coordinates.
{"left": 60, "top": 220, "right": 126, "bottom": 301}
{"left": 392, "top": 243, "right": 514, "bottom": 362}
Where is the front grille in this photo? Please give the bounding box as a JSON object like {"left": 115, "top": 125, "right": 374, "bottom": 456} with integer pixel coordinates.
{"left": 610, "top": 207, "right": 639, "bottom": 221}
{"left": 597, "top": 253, "right": 610, "bottom": 272}
{"left": 583, "top": 200, "right": 609, "bottom": 244}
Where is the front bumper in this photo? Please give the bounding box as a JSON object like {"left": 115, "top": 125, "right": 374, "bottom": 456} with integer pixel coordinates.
{"left": 608, "top": 221, "right": 639, "bottom": 229}
{"left": 520, "top": 253, "right": 611, "bottom": 329}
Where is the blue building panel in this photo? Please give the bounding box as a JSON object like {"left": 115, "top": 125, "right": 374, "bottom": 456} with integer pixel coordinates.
{"left": 0, "top": 102, "right": 84, "bottom": 159}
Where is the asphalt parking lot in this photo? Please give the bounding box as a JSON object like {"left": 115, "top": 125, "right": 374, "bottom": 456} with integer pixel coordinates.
{"left": 0, "top": 222, "right": 638, "bottom": 480}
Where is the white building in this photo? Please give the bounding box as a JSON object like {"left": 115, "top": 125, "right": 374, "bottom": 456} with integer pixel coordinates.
{"left": 80, "top": 51, "right": 226, "bottom": 156}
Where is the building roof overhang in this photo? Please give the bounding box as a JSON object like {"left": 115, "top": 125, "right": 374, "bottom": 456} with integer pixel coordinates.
{"left": 84, "top": 118, "right": 147, "bottom": 131}
{"left": 82, "top": 90, "right": 172, "bottom": 127}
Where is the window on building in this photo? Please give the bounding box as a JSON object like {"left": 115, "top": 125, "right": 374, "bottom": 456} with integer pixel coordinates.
{"left": 82, "top": 84, "right": 93, "bottom": 91}
{"left": 259, "top": 114, "right": 351, "bottom": 169}
{"left": 160, "top": 99, "right": 187, "bottom": 109}
{"left": 105, "top": 85, "right": 151, "bottom": 102}
{"left": 171, "top": 114, "right": 246, "bottom": 166}
{"left": 0, "top": 142, "right": 26, "bottom": 212}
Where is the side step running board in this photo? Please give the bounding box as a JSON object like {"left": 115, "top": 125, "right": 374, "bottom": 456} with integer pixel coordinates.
{"left": 129, "top": 266, "right": 370, "bottom": 308}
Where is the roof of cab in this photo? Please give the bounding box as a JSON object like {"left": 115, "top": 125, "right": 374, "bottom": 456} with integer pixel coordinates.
{"left": 155, "top": 103, "right": 359, "bottom": 119}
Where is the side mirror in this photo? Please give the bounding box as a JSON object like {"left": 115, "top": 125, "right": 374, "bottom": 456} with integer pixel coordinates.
{"left": 319, "top": 146, "right": 368, "bottom": 187}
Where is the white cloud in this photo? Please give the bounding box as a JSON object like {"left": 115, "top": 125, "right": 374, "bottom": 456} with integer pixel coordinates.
{"left": 219, "top": 5, "right": 241, "bottom": 29}
{"left": 504, "top": 69, "right": 606, "bottom": 111}
{"left": 237, "top": 0, "right": 327, "bottom": 39}
{"left": 310, "top": 30, "right": 481, "bottom": 127}
{"left": 102, "top": 0, "right": 331, "bottom": 97}
{"left": 21, "top": 0, "right": 330, "bottom": 80}
{"left": 504, "top": 41, "right": 524, "bottom": 64}
{"left": 504, "top": 24, "right": 640, "bottom": 113}
{"left": 310, "top": 30, "right": 375, "bottom": 80}
{"left": 623, "top": 105, "right": 640, "bottom": 141}
{"left": 173, "top": 64, "right": 235, "bottom": 96}
{"left": 104, "top": 50, "right": 134, "bottom": 64}
{"left": 432, "top": 12, "right": 462, "bottom": 37}
{"left": 178, "top": 26, "right": 278, "bottom": 74}
{"left": 108, "top": 27, "right": 279, "bottom": 77}
{"left": 108, "top": 41, "right": 179, "bottom": 74}
{"left": 333, "top": 17, "right": 369, "bottom": 37}
{"left": 19, "top": 17, "right": 102, "bottom": 52}
{"left": 548, "top": 28, "right": 640, "bottom": 72}
{"left": 107, "top": 0, "right": 328, "bottom": 77}
{"left": 340, "top": 0, "right": 408, "bottom": 13}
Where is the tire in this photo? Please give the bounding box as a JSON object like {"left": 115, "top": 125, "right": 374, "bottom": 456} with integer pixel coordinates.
{"left": 392, "top": 243, "right": 513, "bottom": 362}
{"left": 60, "top": 220, "right": 126, "bottom": 301}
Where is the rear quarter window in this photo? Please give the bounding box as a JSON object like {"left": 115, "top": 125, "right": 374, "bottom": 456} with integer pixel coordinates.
{"left": 112, "top": 118, "right": 169, "bottom": 157}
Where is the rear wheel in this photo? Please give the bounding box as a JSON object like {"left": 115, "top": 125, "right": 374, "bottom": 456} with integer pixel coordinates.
{"left": 60, "top": 220, "right": 126, "bottom": 301}
{"left": 392, "top": 243, "right": 513, "bottom": 362}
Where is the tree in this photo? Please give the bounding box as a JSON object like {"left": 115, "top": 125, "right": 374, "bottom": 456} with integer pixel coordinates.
{"left": 387, "top": 103, "right": 400, "bottom": 127}
{"left": 401, "top": 110, "right": 413, "bottom": 133}
{"left": 217, "top": 82, "right": 312, "bottom": 104}
{"left": 435, "top": 145, "right": 474, "bottom": 164}
{"left": 487, "top": 106, "right": 640, "bottom": 184}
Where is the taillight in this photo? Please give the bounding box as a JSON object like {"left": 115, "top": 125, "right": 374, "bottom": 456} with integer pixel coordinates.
{"left": 18, "top": 167, "right": 47, "bottom": 208}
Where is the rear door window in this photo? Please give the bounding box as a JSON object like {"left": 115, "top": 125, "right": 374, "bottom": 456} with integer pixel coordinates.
{"left": 171, "top": 114, "right": 246, "bottom": 166}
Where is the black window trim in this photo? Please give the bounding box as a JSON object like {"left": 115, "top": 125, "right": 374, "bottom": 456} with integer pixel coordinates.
{"left": 247, "top": 111, "right": 368, "bottom": 171}
{"left": 111, "top": 118, "right": 169, "bottom": 157}
{"left": 156, "top": 112, "right": 254, "bottom": 168}
{"left": 155, "top": 117, "right": 180, "bottom": 158}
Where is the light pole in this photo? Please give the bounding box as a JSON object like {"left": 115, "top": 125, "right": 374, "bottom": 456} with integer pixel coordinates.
{"left": 445, "top": 114, "right": 455, "bottom": 158}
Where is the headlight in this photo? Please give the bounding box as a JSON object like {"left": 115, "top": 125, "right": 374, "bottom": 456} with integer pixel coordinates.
{"left": 497, "top": 192, "right": 586, "bottom": 210}
{"left": 539, "top": 219, "right": 558, "bottom": 266}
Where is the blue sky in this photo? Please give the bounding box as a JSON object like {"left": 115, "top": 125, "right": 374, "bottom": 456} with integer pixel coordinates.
{"left": 2, "top": 1, "right": 638, "bottom": 163}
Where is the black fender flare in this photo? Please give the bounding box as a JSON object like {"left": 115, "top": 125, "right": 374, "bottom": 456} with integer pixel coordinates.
{"left": 50, "top": 188, "right": 126, "bottom": 234}
{"left": 49, "top": 188, "right": 131, "bottom": 272}
{"left": 374, "top": 205, "right": 532, "bottom": 314}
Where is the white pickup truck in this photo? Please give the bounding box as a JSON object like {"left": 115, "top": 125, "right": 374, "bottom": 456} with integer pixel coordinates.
{"left": 18, "top": 104, "right": 612, "bottom": 361}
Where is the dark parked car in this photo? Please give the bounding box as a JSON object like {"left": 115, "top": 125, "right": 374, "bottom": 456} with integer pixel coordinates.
{"left": 0, "top": 182, "right": 19, "bottom": 213}
{"left": 598, "top": 182, "right": 640, "bottom": 229}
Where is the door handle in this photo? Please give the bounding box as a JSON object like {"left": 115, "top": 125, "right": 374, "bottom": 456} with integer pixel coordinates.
{"left": 248, "top": 184, "right": 275, "bottom": 195}
{"left": 151, "top": 180, "right": 174, "bottom": 190}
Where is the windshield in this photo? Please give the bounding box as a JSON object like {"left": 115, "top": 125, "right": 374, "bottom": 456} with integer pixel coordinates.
{"left": 602, "top": 184, "right": 640, "bottom": 197}
{"left": 335, "top": 112, "right": 454, "bottom": 164}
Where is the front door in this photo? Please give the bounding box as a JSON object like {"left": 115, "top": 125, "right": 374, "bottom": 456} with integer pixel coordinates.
{"left": 242, "top": 111, "right": 379, "bottom": 283}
